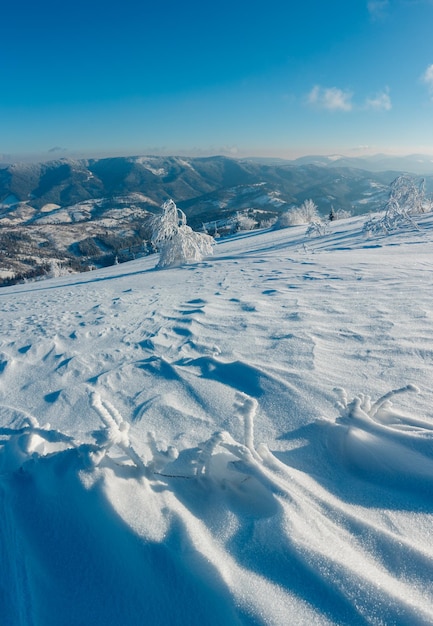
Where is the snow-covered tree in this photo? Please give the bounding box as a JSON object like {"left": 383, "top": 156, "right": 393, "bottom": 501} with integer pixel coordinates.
{"left": 236, "top": 212, "right": 257, "bottom": 231}
{"left": 364, "top": 175, "right": 432, "bottom": 236}
{"left": 150, "top": 199, "right": 215, "bottom": 269}
{"left": 387, "top": 175, "right": 431, "bottom": 215}
{"left": 45, "top": 259, "right": 70, "bottom": 278}
{"left": 299, "top": 199, "right": 320, "bottom": 222}
{"left": 273, "top": 199, "right": 320, "bottom": 229}
{"left": 305, "top": 218, "right": 329, "bottom": 237}
{"left": 333, "top": 208, "right": 352, "bottom": 220}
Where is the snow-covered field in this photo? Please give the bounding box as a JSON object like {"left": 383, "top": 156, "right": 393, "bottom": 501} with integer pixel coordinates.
{"left": 1, "top": 214, "right": 433, "bottom": 625}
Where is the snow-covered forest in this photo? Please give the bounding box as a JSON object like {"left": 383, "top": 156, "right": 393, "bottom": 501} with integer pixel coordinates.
{"left": 1, "top": 206, "right": 433, "bottom": 625}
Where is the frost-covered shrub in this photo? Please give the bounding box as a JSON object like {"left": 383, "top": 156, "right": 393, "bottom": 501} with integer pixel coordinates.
{"left": 45, "top": 260, "right": 70, "bottom": 278}
{"left": 273, "top": 209, "right": 299, "bottom": 229}
{"left": 364, "top": 175, "right": 432, "bottom": 236}
{"left": 334, "top": 208, "right": 352, "bottom": 220}
{"left": 306, "top": 219, "right": 329, "bottom": 237}
{"left": 273, "top": 199, "right": 319, "bottom": 229}
{"left": 294, "top": 198, "right": 320, "bottom": 222}
{"left": 260, "top": 217, "right": 277, "bottom": 229}
{"left": 329, "top": 207, "right": 351, "bottom": 221}
{"left": 150, "top": 199, "right": 215, "bottom": 269}
{"left": 236, "top": 213, "right": 257, "bottom": 231}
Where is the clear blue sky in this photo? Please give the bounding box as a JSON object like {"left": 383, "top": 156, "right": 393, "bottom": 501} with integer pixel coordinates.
{"left": 2, "top": 0, "right": 433, "bottom": 161}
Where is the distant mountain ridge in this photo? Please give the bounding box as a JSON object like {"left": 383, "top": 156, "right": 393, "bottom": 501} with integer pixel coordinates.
{"left": 0, "top": 154, "right": 409, "bottom": 222}
{"left": 248, "top": 153, "right": 433, "bottom": 175}
{"left": 0, "top": 154, "right": 429, "bottom": 284}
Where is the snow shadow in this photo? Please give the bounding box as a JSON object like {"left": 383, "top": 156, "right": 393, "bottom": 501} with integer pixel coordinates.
{"left": 0, "top": 443, "right": 253, "bottom": 626}
{"left": 2, "top": 387, "right": 433, "bottom": 625}
{"left": 278, "top": 385, "right": 433, "bottom": 511}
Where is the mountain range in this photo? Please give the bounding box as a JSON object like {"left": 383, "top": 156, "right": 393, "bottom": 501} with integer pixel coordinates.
{"left": 0, "top": 154, "right": 430, "bottom": 283}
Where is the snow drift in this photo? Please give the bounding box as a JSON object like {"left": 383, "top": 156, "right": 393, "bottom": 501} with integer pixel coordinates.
{"left": 1, "top": 213, "right": 433, "bottom": 625}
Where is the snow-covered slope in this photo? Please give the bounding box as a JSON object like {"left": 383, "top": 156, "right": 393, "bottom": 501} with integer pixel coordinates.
{"left": 1, "top": 214, "right": 433, "bottom": 625}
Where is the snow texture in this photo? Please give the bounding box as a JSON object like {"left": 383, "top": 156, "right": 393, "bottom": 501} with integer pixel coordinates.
{"left": 1, "top": 213, "right": 433, "bottom": 625}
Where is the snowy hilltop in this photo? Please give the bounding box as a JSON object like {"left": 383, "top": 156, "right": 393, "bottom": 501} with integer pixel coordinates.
{"left": 1, "top": 210, "right": 433, "bottom": 625}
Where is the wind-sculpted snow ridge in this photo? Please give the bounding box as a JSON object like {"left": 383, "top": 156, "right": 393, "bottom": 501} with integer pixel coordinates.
{"left": 1, "top": 386, "right": 433, "bottom": 625}
{"left": 324, "top": 384, "right": 433, "bottom": 491}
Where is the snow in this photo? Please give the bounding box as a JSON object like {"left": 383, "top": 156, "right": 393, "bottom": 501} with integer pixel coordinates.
{"left": 134, "top": 157, "right": 167, "bottom": 176}
{"left": 40, "top": 203, "right": 61, "bottom": 213}
{"left": 0, "top": 270, "right": 15, "bottom": 279}
{"left": 34, "top": 209, "right": 75, "bottom": 224}
{"left": 1, "top": 213, "right": 433, "bottom": 625}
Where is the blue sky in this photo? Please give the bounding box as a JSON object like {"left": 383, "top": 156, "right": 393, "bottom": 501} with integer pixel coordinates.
{"left": 2, "top": 0, "right": 433, "bottom": 161}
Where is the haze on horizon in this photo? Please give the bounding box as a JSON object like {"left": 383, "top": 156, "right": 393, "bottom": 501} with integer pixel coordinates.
{"left": 2, "top": 0, "right": 433, "bottom": 163}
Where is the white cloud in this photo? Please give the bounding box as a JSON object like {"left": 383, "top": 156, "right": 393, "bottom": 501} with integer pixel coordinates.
{"left": 307, "top": 86, "right": 353, "bottom": 111}
{"left": 365, "top": 88, "right": 392, "bottom": 110}
{"left": 367, "top": 0, "right": 390, "bottom": 19}
{"left": 422, "top": 64, "right": 433, "bottom": 97}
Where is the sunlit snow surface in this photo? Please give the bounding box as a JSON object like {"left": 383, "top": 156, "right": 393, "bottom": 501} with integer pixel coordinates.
{"left": 1, "top": 214, "right": 433, "bottom": 625}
